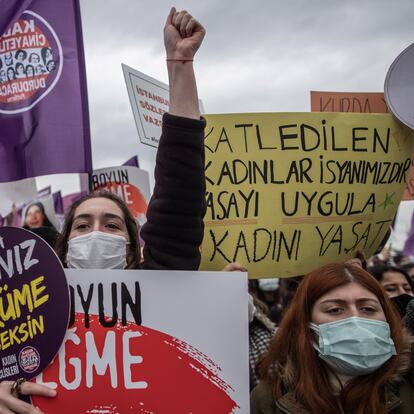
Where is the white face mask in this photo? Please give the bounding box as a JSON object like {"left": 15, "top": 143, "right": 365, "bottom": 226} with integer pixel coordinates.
{"left": 67, "top": 231, "right": 129, "bottom": 269}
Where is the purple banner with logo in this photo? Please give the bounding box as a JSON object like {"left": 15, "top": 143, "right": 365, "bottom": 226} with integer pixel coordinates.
{"left": 0, "top": 0, "right": 91, "bottom": 182}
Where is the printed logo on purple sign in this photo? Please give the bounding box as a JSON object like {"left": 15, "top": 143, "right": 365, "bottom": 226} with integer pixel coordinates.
{"left": 19, "top": 346, "right": 40, "bottom": 373}
{"left": 0, "top": 10, "right": 63, "bottom": 114}
{"left": 0, "top": 227, "right": 69, "bottom": 381}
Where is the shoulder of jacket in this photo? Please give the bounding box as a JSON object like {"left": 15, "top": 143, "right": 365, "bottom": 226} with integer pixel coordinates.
{"left": 250, "top": 382, "right": 277, "bottom": 413}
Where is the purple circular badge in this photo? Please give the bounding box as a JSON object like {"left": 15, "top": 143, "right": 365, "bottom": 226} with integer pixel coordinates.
{"left": 0, "top": 10, "right": 63, "bottom": 114}
{"left": 0, "top": 227, "right": 69, "bottom": 381}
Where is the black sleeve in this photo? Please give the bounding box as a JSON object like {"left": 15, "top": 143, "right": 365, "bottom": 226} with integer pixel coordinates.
{"left": 140, "top": 112, "right": 206, "bottom": 270}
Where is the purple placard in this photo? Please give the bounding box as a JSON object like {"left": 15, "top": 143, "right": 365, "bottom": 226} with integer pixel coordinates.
{"left": 0, "top": 226, "right": 69, "bottom": 381}
{"left": 0, "top": 0, "right": 91, "bottom": 182}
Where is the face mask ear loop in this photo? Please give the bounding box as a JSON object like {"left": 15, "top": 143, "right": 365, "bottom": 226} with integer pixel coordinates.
{"left": 309, "top": 322, "right": 321, "bottom": 352}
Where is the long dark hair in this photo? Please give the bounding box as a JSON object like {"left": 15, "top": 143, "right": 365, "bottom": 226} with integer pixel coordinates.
{"left": 368, "top": 264, "right": 414, "bottom": 290}
{"left": 54, "top": 191, "right": 141, "bottom": 269}
{"left": 41, "top": 47, "right": 52, "bottom": 64}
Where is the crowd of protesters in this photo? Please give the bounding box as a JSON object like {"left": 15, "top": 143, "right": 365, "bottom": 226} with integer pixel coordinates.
{"left": 0, "top": 6, "right": 413, "bottom": 414}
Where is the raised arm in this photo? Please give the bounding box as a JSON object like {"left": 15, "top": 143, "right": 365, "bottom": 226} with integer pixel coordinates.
{"left": 164, "top": 7, "right": 205, "bottom": 119}
{"left": 141, "top": 8, "right": 206, "bottom": 270}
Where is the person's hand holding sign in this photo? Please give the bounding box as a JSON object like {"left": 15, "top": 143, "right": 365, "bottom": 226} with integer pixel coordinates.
{"left": 164, "top": 7, "right": 205, "bottom": 119}
{"left": 0, "top": 380, "right": 55, "bottom": 414}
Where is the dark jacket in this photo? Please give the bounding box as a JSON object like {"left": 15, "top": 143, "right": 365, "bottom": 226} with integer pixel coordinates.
{"left": 250, "top": 380, "right": 414, "bottom": 413}
{"left": 140, "top": 113, "right": 206, "bottom": 270}
{"left": 251, "top": 339, "right": 414, "bottom": 414}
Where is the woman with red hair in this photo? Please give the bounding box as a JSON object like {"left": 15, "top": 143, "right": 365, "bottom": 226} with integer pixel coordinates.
{"left": 251, "top": 263, "right": 414, "bottom": 414}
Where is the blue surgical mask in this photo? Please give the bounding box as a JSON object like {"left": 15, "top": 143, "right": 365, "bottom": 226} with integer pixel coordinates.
{"left": 310, "top": 317, "right": 396, "bottom": 376}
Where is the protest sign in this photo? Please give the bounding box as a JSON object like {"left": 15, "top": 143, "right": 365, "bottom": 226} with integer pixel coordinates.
{"left": 122, "top": 64, "right": 169, "bottom": 149}
{"left": 122, "top": 65, "right": 205, "bottom": 189}
{"left": 310, "top": 91, "right": 388, "bottom": 113}
{"left": 0, "top": 227, "right": 69, "bottom": 381}
{"left": 90, "top": 165, "right": 151, "bottom": 224}
{"left": 122, "top": 65, "right": 206, "bottom": 149}
{"left": 311, "top": 91, "right": 414, "bottom": 202}
{"left": 200, "top": 112, "right": 414, "bottom": 278}
{"left": 403, "top": 158, "right": 414, "bottom": 200}
{"left": 34, "top": 269, "right": 249, "bottom": 413}
{"left": 385, "top": 42, "right": 414, "bottom": 130}
{"left": 0, "top": 0, "right": 91, "bottom": 182}
{"left": 0, "top": 177, "right": 37, "bottom": 217}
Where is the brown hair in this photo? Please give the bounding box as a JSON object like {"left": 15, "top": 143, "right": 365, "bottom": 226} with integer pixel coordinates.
{"left": 55, "top": 191, "right": 141, "bottom": 269}
{"left": 258, "top": 263, "right": 404, "bottom": 414}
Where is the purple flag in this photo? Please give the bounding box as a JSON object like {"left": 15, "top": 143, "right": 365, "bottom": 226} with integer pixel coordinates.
{"left": 0, "top": 0, "right": 33, "bottom": 37}
{"left": 123, "top": 155, "right": 140, "bottom": 167}
{"left": 404, "top": 211, "right": 414, "bottom": 256}
{"left": 53, "top": 190, "right": 63, "bottom": 214}
{"left": 13, "top": 204, "right": 23, "bottom": 227}
{"left": 62, "top": 190, "right": 86, "bottom": 214}
{"left": 0, "top": 0, "right": 91, "bottom": 182}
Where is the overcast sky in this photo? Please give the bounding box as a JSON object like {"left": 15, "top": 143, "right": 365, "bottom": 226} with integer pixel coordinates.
{"left": 37, "top": 0, "right": 414, "bottom": 195}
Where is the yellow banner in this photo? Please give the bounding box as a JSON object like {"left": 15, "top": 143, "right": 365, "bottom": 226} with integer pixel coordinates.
{"left": 200, "top": 112, "right": 414, "bottom": 278}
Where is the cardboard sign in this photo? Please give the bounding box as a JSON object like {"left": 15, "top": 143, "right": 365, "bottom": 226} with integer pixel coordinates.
{"left": 0, "top": 227, "right": 69, "bottom": 381}
{"left": 122, "top": 64, "right": 169, "bottom": 149}
{"left": 34, "top": 269, "right": 249, "bottom": 413}
{"left": 122, "top": 65, "right": 206, "bottom": 147}
{"left": 200, "top": 112, "right": 414, "bottom": 278}
{"left": 0, "top": 177, "right": 37, "bottom": 217}
{"left": 311, "top": 90, "right": 414, "bottom": 201}
{"left": 90, "top": 165, "right": 151, "bottom": 224}
{"left": 310, "top": 91, "right": 388, "bottom": 113}
{"left": 403, "top": 155, "right": 414, "bottom": 200}
{"left": 385, "top": 42, "right": 414, "bottom": 130}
